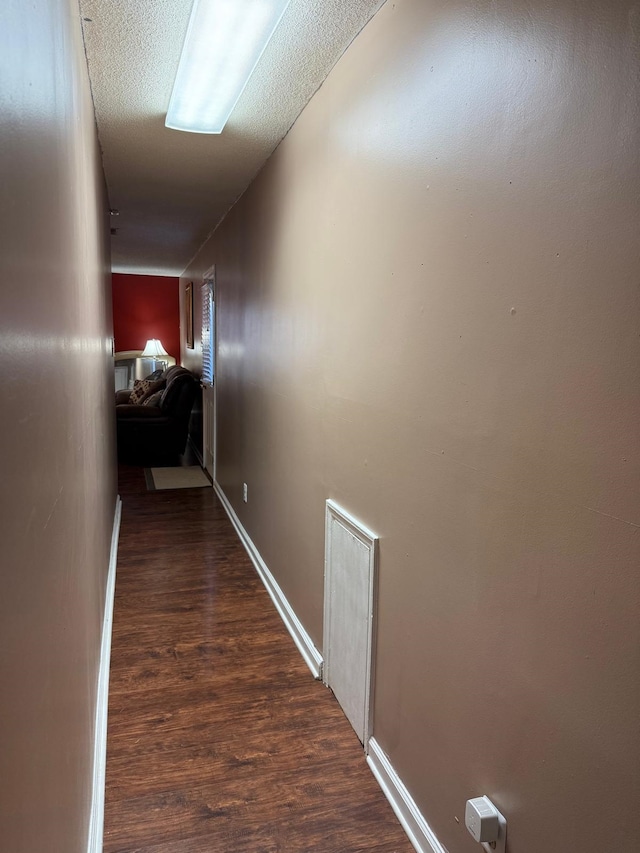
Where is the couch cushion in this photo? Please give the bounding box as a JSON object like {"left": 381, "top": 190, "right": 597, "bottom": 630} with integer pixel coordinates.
{"left": 163, "top": 365, "right": 185, "bottom": 383}
{"left": 115, "top": 404, "right": 167, "bottom": 419}
{"left": 158, "top": 368, "right": 192, "bottom": 412}
{"left": 129, "top": 378, "right": 165, "bottom": 405}
{"left": 142, "top": 390, "right": 164, "bottom": 407}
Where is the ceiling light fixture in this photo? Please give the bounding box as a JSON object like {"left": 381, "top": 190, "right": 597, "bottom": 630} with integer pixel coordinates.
{"left": 165, "top": 0, "right": 291, "bottom": 134}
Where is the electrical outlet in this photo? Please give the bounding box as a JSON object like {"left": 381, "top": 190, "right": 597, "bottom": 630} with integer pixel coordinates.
{"left": 465, "top": 797, "right": 506, "bottom": 853}
{"left": 243, "top": 482, "right": 248, "bottom": 503}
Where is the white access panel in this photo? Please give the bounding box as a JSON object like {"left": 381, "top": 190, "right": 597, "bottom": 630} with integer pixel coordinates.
{"left": 323, "top": 500, "right": 378, "bottom": 747}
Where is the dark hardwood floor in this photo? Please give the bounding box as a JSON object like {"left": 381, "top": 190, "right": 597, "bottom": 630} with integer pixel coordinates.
{"left": 104, "top": 465, "right": 413, "bottom": 853}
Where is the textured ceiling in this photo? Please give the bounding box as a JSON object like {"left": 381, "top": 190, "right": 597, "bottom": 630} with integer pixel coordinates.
{"left": 79, "top": 0, "right": 385, "bottom": 275}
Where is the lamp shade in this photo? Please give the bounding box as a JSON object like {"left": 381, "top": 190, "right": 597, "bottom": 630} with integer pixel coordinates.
{"left": 141, "top": 339, "right": 169, "bottom": 357}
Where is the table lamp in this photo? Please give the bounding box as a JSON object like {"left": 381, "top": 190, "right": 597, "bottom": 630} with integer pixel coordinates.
{"left": 141, "top": 338, "right": 170, "bottom": 371}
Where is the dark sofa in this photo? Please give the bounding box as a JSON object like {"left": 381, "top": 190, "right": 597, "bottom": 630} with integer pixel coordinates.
{"left": 116, "top": 365, "right": 198, "bottom": 463}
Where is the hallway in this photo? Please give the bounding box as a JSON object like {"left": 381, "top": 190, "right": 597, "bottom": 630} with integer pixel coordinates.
{"left": 104, "top": 466, "right": 412, "bottom": 853}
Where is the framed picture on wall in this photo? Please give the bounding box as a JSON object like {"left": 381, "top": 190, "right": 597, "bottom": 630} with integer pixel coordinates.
{"left": 185, "top": 281, "right": 194, "bottom": 349}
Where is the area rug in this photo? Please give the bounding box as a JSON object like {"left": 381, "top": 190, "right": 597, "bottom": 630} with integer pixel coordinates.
{"left": 145, "top": 466, "right": 212, "bottom": 491}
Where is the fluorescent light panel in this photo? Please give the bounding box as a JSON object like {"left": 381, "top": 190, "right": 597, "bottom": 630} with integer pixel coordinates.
{"left": 166, "top": 0, "right": 291, "bottom": 134}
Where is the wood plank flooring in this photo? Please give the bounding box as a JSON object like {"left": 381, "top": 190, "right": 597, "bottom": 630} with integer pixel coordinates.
{"left": 104, "top": 465, "right": 413, "bottom": 853}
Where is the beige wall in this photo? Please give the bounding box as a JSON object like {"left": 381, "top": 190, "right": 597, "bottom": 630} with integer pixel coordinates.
{"left": 0, "top": 1, "right": 117, "bottom": 851}
{"left": 182, "top": 0, "right": 639, "bottom": 849}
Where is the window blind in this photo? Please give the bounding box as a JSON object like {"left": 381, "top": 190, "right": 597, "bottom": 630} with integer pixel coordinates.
{"left": 201, "top": 279, "right": 215, "bottom": 386}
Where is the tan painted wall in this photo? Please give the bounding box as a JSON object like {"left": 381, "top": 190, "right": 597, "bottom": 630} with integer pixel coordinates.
{"left": 0, "top": 1, "right": 117, "bottom": 851}
{"left": 182, "top": 0, "right": 639, "bottom": 849}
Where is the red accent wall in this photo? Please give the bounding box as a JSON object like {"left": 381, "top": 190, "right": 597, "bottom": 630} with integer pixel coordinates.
{"left": 112, "top": 273, "right": 180, "bottom": 359}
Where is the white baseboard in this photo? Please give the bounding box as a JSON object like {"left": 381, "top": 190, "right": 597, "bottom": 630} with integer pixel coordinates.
{"left": 211, "top": 484, "right": 443, "bottom": 853}
{"left": 87, "top": 495, "right": 122, "bottom": 853}
{"left": 367, "top": 738, "right": 447, "bottom": 853}
{"left": 213, "top": 481, "right": 323, "bottom": 679}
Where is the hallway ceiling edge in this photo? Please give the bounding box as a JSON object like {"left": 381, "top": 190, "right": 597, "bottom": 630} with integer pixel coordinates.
{"left": 79, "top": 0, "right": 385, "bottom": 276}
